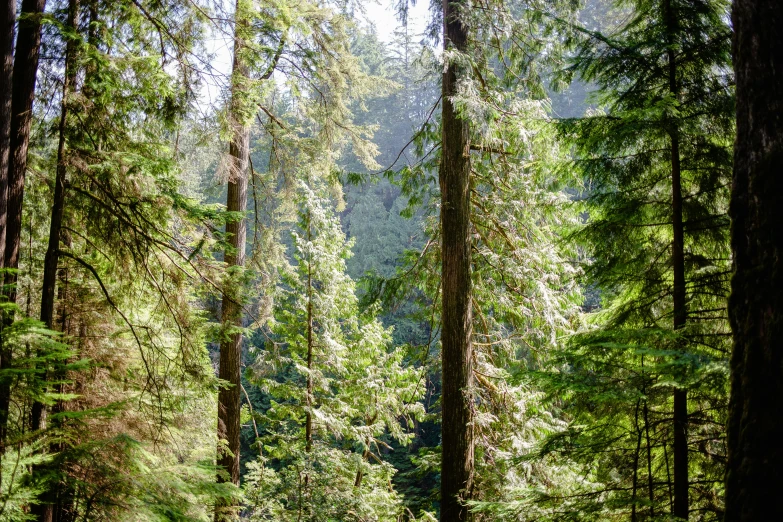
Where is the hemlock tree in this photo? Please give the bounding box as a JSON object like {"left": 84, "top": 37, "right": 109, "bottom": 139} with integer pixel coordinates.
{"left": 0, "top": 0, "right": 47, "bottom": 456}
{"left": 725, "top": 0, "right": 783, "bottom": 520}
{"left": 540, "top": 0, "right": 733, "bottom": 519}
{"left": 212, "top": 2, "right": 384, "bottom": 514}
{"left": 389, "top": 2, "right": 581, "bottom": 519}
{"left": 244, "top": 183, "right": 424, "bottom": 521}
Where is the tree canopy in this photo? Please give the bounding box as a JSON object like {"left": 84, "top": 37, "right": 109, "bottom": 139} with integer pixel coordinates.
{"left": 0, "top": 0, "right": 776, "bottom": 521}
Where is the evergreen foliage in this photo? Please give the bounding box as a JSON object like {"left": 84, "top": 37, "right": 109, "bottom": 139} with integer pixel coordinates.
{"left": 0, "top": 0, "right": 752, "bottom": 520}
{"left": 524, "top": 0, "right": 733, "bottom": 519}
{"left": 245, "top": 183, "right": 424, "bottom": 521}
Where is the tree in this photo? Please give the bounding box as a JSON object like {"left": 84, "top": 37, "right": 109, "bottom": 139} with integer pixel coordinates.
{"left": 0, "top": 0, "right": 12, "bottom": 451}
{"left": 0, "top": 0, "right": 13, "bottom": 277}
{"left": 244, "top": 182, "right": 423, "bottom": 521}
{"left": 538, "top": 0, "right": 733, "bottom": 519}
{"left": 439, "top": 1, "right": 473, "bottom": 519}
{"left": 29, "top": 0, "right": 80, "bottom": 518}
{"left": 5, "top": 0, "right": 46, "bottom": 297}
{"left": 725, "top": 0, "right": 783, "bottom": 520}
{"left": 0, "top": 0, "right": 46, "bottom": 456}
{"left": 214, "top": 1, "right": 253, "bottom": 517}
{"left": 0, "top": 0, "right": 228, "bottom": 518}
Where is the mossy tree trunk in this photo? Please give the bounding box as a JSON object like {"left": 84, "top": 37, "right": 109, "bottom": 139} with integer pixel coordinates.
{"left": 215, "top": 1, "right": 249, "bottom": 519}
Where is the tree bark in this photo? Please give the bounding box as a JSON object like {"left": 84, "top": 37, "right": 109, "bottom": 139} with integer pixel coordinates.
{"left": 30, "top": 1, "right": 79, "bottom": 519}
{"left": 41, "top": 0, "right": 78, "bottom": 330}
{"left": 214, "top": 2, "right": 249, "bottom": 520}
{"left": 0, "top": 0, "right": 13, "bottom": 454}
{"left": 663, "top": 0, "right": 688, "bottom": 517}
{"left": 0, "top": 0, "right": 12, "bottom": 272}
{"left": 0, "top": 0, "right": 13, "bottom": 273}
{"left": 725, "top": 1, "right": 783, "bottom": 520}
{"left": 643, "top": 399, "right": 655, "bottom": 518}
{"left": 439, "top": 1, "right": 473, "bottom": 521}
{"left": 4, "top": 0, "right": 46, "bottom": 299}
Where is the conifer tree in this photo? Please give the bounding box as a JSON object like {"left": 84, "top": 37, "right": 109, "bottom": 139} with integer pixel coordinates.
{"left": 245, "top": 182, "right": 423, "bottom": 521}
{"left": 4, "top": 0, "right": 46, "bottom": 299}
{"left": 540, "top": 0, "right": 733, "bottom": 518}
{"left": 1, "top": 0, "right": 229, "bottom": 518}
{"left": 0, "top": 0, "right": 47, "bottom": 456}
{"left": 214, "top": 1, "right": 254, "bottom": 517}
{"left": 439, "top": 1, "right": 473, "bottom": 519}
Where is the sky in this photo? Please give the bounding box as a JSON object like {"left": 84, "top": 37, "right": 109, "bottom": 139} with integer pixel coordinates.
{"left": 362, "top": 0, "right": 432, "bottom": 42}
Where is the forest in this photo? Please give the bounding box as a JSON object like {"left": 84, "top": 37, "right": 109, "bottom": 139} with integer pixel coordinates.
{"left": 0, "top": 0, "right": 780, "bottom": 520}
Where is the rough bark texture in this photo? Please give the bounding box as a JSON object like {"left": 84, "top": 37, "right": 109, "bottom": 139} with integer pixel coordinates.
{"left": 725, "top": 0, "right": 783, "bottom": 520}
{"left": 4, "top": 0, "right": 46, "bottom": 294}
{"left": 0, "top": 0, "right": 12, "bottom": 269}
{"left": 0, "top": 0, "right": 14, "bottom": 453}
{"left": 439, "top": 1, "right": 473, "bottom": 520}
{"left": 214, "top": 4, "right": 249, "bottom": 518}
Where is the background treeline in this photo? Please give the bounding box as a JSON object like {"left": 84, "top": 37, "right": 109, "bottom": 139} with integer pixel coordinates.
{"left": 0, "top": 0, "right": 752, "bottom": 521}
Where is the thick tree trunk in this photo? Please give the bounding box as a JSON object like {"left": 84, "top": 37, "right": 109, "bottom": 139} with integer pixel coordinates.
{"left": 0, "top": 0, "right": 12, "bottom": 273}
{"left": 31, "top": 1, "right": 79, "bottom": 519}
{"left": 439, "top": 1, "right": 473, "bottom": 521}
{"left": 4, "top": 0, "right": 46, "bottom": 298}
{"left": 214, "top": 3, "right": 248, "bottom": 519}
{"left": 663, "top": 0, "right": 688, "bottom": 517}
{"left": 0, "top": 0, "right": 13, "bottom": 454}
{"left": 725, "top": 1, "right": 783, "bottom": 520}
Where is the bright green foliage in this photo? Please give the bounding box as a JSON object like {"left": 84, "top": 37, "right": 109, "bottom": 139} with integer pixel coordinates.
{"left": 0, "top": 0, "right": 228, "bottom": 518}
{"left": 364, "top": 3, "right": 586, "bottom": 517}
{"left": 244, "top": 183, "right": 424, "bottom": 521}
{"left": 0, "top": 0, "right": 743, "bottom": 519}
{"left": 0, "top": 316, "right": 72, "bottom": 521}
{"left": 528, "top": 0, "right": 734, "bottom": 519}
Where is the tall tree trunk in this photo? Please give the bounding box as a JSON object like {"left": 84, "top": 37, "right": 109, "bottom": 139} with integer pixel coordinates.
{"left": 663, "top": 0, "right": 688, "bottom": 517}
{"left": 214, "top": 2, "right": 249, "bottom": 519}
{"left": 725, "top": 1, "right": 783, "bottom": 520}
{"left": 4, "top": 0, "right": 46, "bottom": 299}
{"left": 0, "top": 0, "right": 14, "bottom": 455}
{"left": 30, "top": 1, "right": 79, "bottom": 519}
{"left": 439, "top": 1, "right": 473, "bottom": 520}
{"left": 671, "top": 131, "right": 689, "bottom": 520}
{"left": 0, "top": 0, "right": 13, "bottom": 264}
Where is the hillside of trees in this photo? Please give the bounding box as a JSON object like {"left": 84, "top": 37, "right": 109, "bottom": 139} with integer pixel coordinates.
{"left": 0, "top": 0, "right": 780, "bottom": 521}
